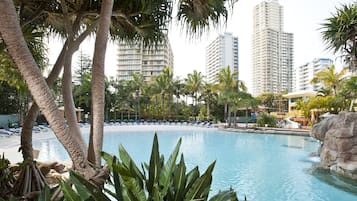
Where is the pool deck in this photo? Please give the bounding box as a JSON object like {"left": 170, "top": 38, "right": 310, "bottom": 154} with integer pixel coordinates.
{"left": 218, "top": 125, "right": 311, "bottom": 136}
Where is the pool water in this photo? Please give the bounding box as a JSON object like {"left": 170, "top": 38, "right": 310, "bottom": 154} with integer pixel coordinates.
{"left": 34, "top": 127, "right": 357, "bottom": 201}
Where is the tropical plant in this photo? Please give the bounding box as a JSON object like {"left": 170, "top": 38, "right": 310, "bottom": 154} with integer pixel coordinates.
{"left": 215, "top": 66, "right": 246, "bottom": 126}
{"left": 0, "top": 154, "right": 14, "bottom": 200}
{"left": 231, "top": 91, "right": 257, "bottom": 127}
{"left": 50, "top": 134, "right": 242, "bottom": 201}
{"left": 256, "top": 113, "right": 277, "bottom": 127}
{"left": 321, "top": 3, "right": 357, "bottom": 72}
{"left": 310, "top": 65, "right": 347, "bottom": 96}
{"left": 200, "top": 83, "right": 218, "bottom": 121}
{"left": 340, "top": 76, "right": 357, "bottom": 111}
{"left": 0, "top": 82, "right": 19, "bottom": 114}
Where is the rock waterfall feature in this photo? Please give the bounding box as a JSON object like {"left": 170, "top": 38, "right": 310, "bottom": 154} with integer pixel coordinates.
{"left": 310, "top": 111, "right": 357, "bottom": 180}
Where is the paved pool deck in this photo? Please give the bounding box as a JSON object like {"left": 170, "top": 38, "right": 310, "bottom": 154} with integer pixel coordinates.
{"left": 219, "top": 126, "right": 311, "bottom": 136}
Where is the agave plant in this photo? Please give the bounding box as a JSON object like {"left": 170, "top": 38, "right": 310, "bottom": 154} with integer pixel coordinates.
{"left": 51, "top": 134, "right": 244, "bottom": 201}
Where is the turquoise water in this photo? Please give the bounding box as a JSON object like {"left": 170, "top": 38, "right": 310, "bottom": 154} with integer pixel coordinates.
{"left": 34, "top": 127, "right": 357, "bottom": 201}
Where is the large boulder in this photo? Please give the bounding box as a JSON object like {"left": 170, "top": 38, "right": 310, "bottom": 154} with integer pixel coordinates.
{"left": 311, "top": 111, "right": 357, "bottom": 180}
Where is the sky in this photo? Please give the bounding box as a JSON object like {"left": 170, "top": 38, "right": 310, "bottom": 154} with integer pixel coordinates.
{"left": 48, "top": 0, "right": 355, "bottom": 92}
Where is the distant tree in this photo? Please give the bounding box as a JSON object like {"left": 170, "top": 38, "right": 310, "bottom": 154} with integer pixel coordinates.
{"left": 75, "top": 51, "right": 92, "bottom": 83}
{"left": 340, "top": 76, "right": 357, "bottom": 111}
{"left": 199, "top": 83, "right": 217, "bottom": 121}
{"left": 0, "top": 82, "right": 19, "bottom": 114}
{"left": 311, "top": 65, "right": 347, "bottom": 96}
{"left": 215, "top": 66, "right": 246, "bottom": 125}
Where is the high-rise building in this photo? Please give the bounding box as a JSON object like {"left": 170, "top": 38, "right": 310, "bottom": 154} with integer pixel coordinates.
{"left": 116, "top": 38, "right": 174, "bottom": 81}
{"left": 293, "top": 58, "right": 333, "bottom": 92}
{"left": 252, "top": 0, "right": 294, "bottom": 96}
{"left": 206, "top": 32, "right": 239, "bottom": 84}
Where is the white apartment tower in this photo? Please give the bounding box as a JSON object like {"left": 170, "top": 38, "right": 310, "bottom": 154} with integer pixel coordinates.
{"left": 206, "top": 33, "right": 239, "bottom": 84}
{"left": 252, "top": 0, "right": 294, "bottom": 96}
{"left": 117, "top": 38, "right": 174, "bottom": 81}
{"left": 293, "top": 58, "right": 334, "bottom": 92}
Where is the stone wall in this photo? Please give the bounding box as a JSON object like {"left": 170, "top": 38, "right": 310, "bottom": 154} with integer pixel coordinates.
{"left": 311, "top": 111, "right": 357, "bottom": 180}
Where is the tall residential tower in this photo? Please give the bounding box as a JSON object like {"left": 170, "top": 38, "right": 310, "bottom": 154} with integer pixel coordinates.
{"left": 206, "top": 33, "right": 239, "bottom": 84}
{"left": 252, "top": 0, "right": 294, "bottom": 96}
{"left": 116, "top": 38, "right": 174, "bottom": 81}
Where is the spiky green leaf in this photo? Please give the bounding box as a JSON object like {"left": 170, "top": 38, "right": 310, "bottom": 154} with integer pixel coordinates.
{"left": 185, "top": 161, "right": 216, "bottom": 200}
{"left": 59, "top": 180, "right": 82, "bottom": 201}
{"left": 209, "top": 189, "right": 239, "bottom": 201}
{"left": 172, "top": 154, "right": 187, "bottom": 201}
{"left": 70, "top": 171, "right": 110, "bottom": 201}
{"left": 147, "top": 133, "right": 161, "bottom": 194}
{"left": 159, "top": 137, "right": 182, "bottom": 196}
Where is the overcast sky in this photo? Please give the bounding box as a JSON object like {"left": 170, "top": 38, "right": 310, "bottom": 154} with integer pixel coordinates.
{"left": 48, "top": 0, "right": 355, "bottom": 92}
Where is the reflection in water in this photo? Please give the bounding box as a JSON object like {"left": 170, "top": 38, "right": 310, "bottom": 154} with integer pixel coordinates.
{"left": 310, "top": 168, "right": 357, "bottom": 195}
{"left": 180, "top": 132, "right": 204, "bottom": 163}
{"left": 286, "top": 135, "right": 305, "bottom": 148}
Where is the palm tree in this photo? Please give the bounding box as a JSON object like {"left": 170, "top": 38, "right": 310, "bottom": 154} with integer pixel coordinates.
{"left": 310, "top": 65, "right": 347, "bottom": 96}
{"left": 0, "top": 0, "right": 97, "bottom": 179}
{"left": 215, "top": 66, "right": 246, "bottom": 125}
{"left": 88, "top": 0, "right": 113, "bottom": 166}
{"left": 153, "top": 67, "right": 174, "bottom": 119}
{"left": 185, "top": 70, "right": 204, "bottom": 105}
{"left": 185, "top": 70, "right": 204, "bottom": 120}
{"left": 321, "top": 3, "right": 357, "bottom": 72}
{"left": 341, "top": 76, "right": 357, "bottom": 111}
{"left": 200, "top": 83, "right": 217, "bottom": 121}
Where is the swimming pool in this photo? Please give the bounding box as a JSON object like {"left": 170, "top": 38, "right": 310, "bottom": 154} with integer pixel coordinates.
{"left": 34, "top": 126, "right": 356, "bottom": 201}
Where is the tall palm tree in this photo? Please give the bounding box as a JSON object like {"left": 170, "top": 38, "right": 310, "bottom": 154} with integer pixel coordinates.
{"left": 310, "top": 65, "right": 347, "bottom": 96}
{"left": 153, "top": 67, "right": 174, "bottom": 119}
{"left": 215, "top": 66, "right": 246, "bottom": 124}
{"left": 88, "top": 0, "right": 113, "bottom": 166}
{"left": 185, "top": 70, "right": 204, "bottom": 119}
{"left": 185, "top": 70, "right": 204, "bottom": 105}
{"left": 0, "top": 0, "right": 97, "bottom": 179}
{"left": 321, "top": 3, "right": 357, "bottom": 72}
{"left": 200, "top": 83, "right": 217, "bottom": 121}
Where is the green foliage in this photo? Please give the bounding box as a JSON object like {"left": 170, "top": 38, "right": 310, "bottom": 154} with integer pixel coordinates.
{"left": 256, "top": 113, "right": 277, "bottom": 127}
{"left": 0, "top": 154, "right": 14, "bottom": 200}
{"left": 52, "top": 134, "right": 241, "bottom": 201}
{"left": 321, "top": 3, "right": 357, "bottom": 70}
{"left": 0, "top": 81, "right": 19, "bottom": 114}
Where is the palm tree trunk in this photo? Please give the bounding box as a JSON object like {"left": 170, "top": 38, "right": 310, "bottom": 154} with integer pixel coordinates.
{"left": 224, "top": 103, "right": 228, "bottom": 123}
{"left": 227, "top": 104, "right": 231, "bottom": 127}
{"left": 233, "top": 111, "right": 237, "bottom": 128}
{"left": 20, "top": 25, "right": 95, "bottom": 160}
{"left": 207, "top": 97, "right": 210, "bottom": 121}
{"left": 62, "top": 49, "right": 87, "bottom": 154}
{"left": 0, "top": 0, "right": 95, "bottom": 177}
{"left": 88, "top": 0, "right": 113, "bottom": 166}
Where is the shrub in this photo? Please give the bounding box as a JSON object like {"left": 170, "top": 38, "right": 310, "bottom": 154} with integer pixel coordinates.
{"left": 256, "top": 112, "right": 277, "bottom": 127}
{"left": 0, "top": 154, "right": 15, "bottom": 200}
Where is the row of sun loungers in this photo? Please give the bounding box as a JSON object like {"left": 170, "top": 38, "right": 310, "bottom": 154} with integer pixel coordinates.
{"left": 0, "top": 125, "right": 49, "bottom": 137}
{"left": 1, "top": 120, "right": 214, "bottom": 136}
{"left": 100, "top": 120, "right": 214, "bottom": 127}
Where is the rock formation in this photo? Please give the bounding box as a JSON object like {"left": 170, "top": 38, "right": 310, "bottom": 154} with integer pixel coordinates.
{"left": 311, "top": 111, "right": 357, "bottom": 180}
